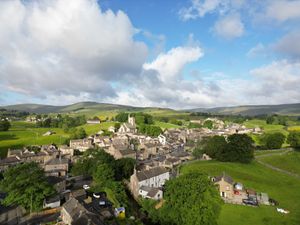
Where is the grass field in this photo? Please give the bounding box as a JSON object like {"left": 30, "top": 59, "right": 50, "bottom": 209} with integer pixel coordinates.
{"left": 154, "top": 121, "right": 182, "bottom": 129}
{"left": 288, "top": 126, "right": 300, "bottom": 131}
{"left": 180, "top": 160, "right": 300, "bottom": 225}
{"left": 0, "top": 121, "right": 116, "bottom": 158}
{"left": 259, "top": 151, "right": 300, "bottom": 175}
{"left": 0, "top": 121, "right": 70, "bottom": 158}
{"left": 243, "top": 119, "right": 288, "bottom": 135}
{"left": 78, "top": 122, "right": 116, "bottom": 135}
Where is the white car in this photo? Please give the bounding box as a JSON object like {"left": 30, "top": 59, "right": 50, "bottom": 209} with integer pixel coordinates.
{"left": 93, "top": 193, "right": 100, "bottom": 198}
{"left": 83, "top": 184, "right": 90, "bottom": 190}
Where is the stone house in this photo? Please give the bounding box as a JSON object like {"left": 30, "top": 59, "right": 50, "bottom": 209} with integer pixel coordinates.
{"left": 213, "top": 173, "right": 234, "bottom": 199}
{"left": 0, "top": 156, "right": 21, "bottom": 172}
{"left": 130, "top": 167, "right": 170, "bottom": 199}
{"left": 61, "top": 197, "right": 104, "bottom": 225}
{"left": 59, "top": 145, "right": 74, "bottom": 156}
{"left": 139, "top": 186, "right": 163, "bottom": 200}
{"left": 44, "top": 157, "right": 69, "bottom": 177}
{"left": 69, "top": 138, "right": 93, "bottom": 152}
{"left": 107, "top": 144, "right": 136, "bottom": 159}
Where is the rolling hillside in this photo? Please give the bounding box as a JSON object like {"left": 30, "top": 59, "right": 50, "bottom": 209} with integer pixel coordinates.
{"left": 1, "top": 101, "right": 174, "bottom": 115}
{"left": 189, "top": 103, "right": 300, "bottom": 116}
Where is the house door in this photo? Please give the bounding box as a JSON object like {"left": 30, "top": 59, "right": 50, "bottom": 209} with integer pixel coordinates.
{"left": 221, "top": 192, "right": 226, "bottom": 197}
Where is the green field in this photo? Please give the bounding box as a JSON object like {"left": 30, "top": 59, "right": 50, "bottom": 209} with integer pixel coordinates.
{"left": 0, "top": 121, "right": 116, "bottom": 158}
{"left": 180, "top": 160, "right": 300, "bottom": 225}
{"left": 243, "top": 119, "right": 288, "bottom": 135}
{"left": 154, "top": 121, "right": 182, "bottom": 129}
{"left": 259, "top": 151, "right": 300, "bottom": 175}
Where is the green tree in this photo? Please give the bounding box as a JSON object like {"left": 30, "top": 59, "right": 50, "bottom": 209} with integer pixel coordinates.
{"left": 202, "top": 136, "right": 227, "bottom": 160}
{"left": 0, "top": 162, "right": 55, "bottom": 211}
{"left": 0, "top": 120, "right": 11, "bottom": 131}
{"left": 287, "top": 131, "right": 300, "bottom": 149}
{"left": 113, "top": 158, "right": 136, "bottom": 180}
{"left": 115, "top": 112, "right": 129, "bottom": 122}
{"left": 147, "top": 173, "right": 222, "bottom": 225}
{"left": 93, "top": 164, "right": 115, "bottom": 188}
{"left": 203, "top": 120, "right": 213, "bottom": 129}
{"left": 225, "top": 134, "right": 254, "bottom": 163}
{"left": 260, "top": 132, "right": 286, "bottom": 149}
{"left": 266, "top": 116, "right": 275, "bottom": 124}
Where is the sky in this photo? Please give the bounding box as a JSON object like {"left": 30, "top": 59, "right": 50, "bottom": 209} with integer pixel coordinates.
{"left": 0, "top": 0, "right": 300, "bottom": 109}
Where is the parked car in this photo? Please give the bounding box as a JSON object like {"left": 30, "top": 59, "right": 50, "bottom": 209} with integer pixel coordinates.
{"left": 242, "top": 198, "right": 258, "bottom": 206}
{"left": 83, "top": 184, "right": 90, "bottom": 190}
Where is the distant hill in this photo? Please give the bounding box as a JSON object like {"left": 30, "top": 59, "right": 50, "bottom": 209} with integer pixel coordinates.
{"left": 2, "top": 102, "right": 300, "bottom": 116}
{"left": 1, "top": 102, "right": 171, "bottom": 115}
{"left": 189, "top": 103, "right": 300, "bottom": 116}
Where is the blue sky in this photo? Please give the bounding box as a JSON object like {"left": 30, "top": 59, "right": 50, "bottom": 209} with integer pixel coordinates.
{"left": 0, "top": 0, "right": 300, "bottom": 108}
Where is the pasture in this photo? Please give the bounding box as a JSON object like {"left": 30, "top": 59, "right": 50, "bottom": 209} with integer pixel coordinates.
{"left": 181, "top": 160, "right": 300, "bottom": 225}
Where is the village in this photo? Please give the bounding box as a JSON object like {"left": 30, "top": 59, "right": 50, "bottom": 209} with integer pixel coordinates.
{"left": 0, "top": 114, "right": 276, "bottom": 225}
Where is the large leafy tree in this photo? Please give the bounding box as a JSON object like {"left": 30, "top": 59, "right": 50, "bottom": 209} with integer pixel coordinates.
{"left": 260, "top": 132, "right": 286, "bottom": 149}
{"left": 93, "top": 164, "right": 115, "bottom": 188}
{"left": 0, "top": 120, "right": 11, "bottom": 131}
{"left": 225, "top": 134, "right": 254, "bottom": 163}
{"left": 0, "top": 162, "right": 55, "bottom": 212}
{"left": 147, "top": 173, "right": 222, "bottom": 225}
{"left": 287, "top": 131, "right": 300, "bottom": 149}
{"left": 202, "top": 136, "right": 227, "bottom": 160}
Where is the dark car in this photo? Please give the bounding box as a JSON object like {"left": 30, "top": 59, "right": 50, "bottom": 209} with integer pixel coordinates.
{"left": 242, "top": 198, "right": 258, "bottom": 206}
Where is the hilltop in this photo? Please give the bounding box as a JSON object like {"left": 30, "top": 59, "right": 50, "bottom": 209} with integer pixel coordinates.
{"left": 2, "top": 102, "right": 300, "bottom": 116}
{"left": 189, "top": 103, "right": 300, "bottom": 116}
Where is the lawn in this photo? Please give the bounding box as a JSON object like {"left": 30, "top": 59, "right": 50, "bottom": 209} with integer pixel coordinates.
{"left": 79, "top": 122, "right": 116, "bottom": 135}
{"left": 259, "top": 151, "right": 300, "bottom": 175}
{"left": 180, "top": 160, "right": 300, "bottom": 225}
{"left": 154, "top": 121, "right": 182, "bottom": 129}
{"left": 243, "top": 119, "right": 288, "bottom": 135}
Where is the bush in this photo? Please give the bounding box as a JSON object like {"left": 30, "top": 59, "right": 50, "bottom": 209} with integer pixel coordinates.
{"left": 260, "top": 132, "right": 286, "bottom": 149}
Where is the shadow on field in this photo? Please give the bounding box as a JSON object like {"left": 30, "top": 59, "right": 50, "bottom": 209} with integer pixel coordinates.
{"left": 0, "top": 134, "right": 18, "bottom": 141}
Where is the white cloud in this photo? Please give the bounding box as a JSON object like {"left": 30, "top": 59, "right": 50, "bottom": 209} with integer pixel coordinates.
{"left": 212, "top": 14, "right": 244, "bottom": 39}
{"left": 273, "top": 31, "right": 300, "bottom": 59}
{"left": 265, "top": 0, "right": 300, "bottom": 22}
{"left": 0, "top": 0, "right": 147, "bottom": 100}
{"left": 143, "top": 46, "right": 203, "bottom": 81}
{"left": 179, "top": 0, "right": 222, "bottom": 21}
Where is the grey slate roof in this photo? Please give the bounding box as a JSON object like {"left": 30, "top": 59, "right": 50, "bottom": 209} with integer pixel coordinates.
{"left": 45, "top": 157, "right": 69, "bottom": 165}
{"left": 214, "top": 173, "right": 234, "bottom": 184}
{"left": 136, "top": 167, "right": 168, "bottom": 182}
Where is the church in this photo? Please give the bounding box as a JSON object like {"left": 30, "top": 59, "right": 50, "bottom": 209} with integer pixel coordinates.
{"left": 118, "top": 115, "right": 137, "bottom": 134}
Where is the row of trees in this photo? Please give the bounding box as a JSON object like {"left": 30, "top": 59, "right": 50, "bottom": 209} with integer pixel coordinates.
{"left": 193, "top": 134, "right": 255, "bottom": 163}
{"left": 36, "top": 114, "right": 86, "bottom": 130}
{"left": 142, "top": 172, "right": 222, "bottom": 225}
{"left": 71, "top": 148, "right": 135, "bottom": 207}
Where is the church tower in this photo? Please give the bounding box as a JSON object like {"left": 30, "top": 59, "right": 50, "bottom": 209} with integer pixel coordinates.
{"left": 128, "top": 114, "right": 136, "bottom": 126}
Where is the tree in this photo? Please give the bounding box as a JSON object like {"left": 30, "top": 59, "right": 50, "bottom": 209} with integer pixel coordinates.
{"left": 145, "top": 173, "right": 222, "bottom": 225}
{"left": 287, "top": 131, "right": 300, "bottom": 149}
{"left": 203, "top": 120, "right": 213, "bottom": 129}
{"left": 93, "top": 164, "right": 115, "bottom": 188}
{"left": 0, "top": 162, "right": 55, "bottom": 211}
{"left": 113, "top": 158, "right": 136, "bottom": 180}
{"left": 225, "top": 134, "right": 254, "bottom": 163}
{"left": 202, "top": 136, "right": 227, "bottom": 160}
{"left": 0, "top": 120, "right": 11, "bottom": 131}
{"left": 115, "top": 112, "right": 129, "bottom": 122}
{"left": 70, "top": 128, "right": 87, "bottom": 139}
{"left": 260, "top": 132, "right": 286, "bottom": 149}
{"left": 266, "top": 116, "right": 275, "bottom": 124}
